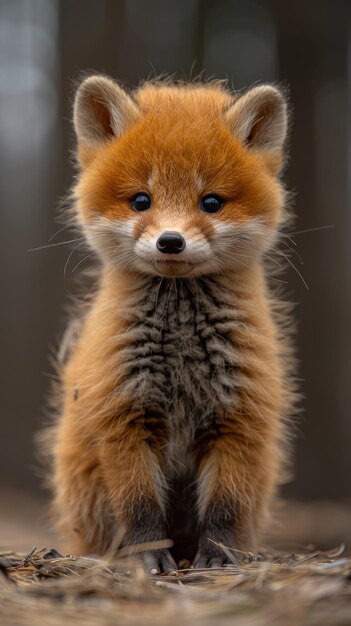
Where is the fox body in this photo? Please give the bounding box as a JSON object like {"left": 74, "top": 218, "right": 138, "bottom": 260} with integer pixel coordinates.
{"left": 48, "top": 76, "right": 295, "bottom": 571}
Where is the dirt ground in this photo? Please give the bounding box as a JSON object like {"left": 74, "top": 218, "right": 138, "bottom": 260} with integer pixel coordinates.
{"left": 1, "top": 489, "right": 350, "bottom": 626}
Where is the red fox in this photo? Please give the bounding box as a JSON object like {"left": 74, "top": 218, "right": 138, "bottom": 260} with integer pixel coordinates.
{"left": 46, "top": 75, "right": 295, "bottom": 572}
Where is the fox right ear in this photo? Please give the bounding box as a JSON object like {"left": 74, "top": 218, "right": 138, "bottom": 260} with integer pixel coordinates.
{"left": 226, "top": 85, "right": 288, "bottom": 175}
{"left": 73, "top": 75, "right": 139, "bottom": 155}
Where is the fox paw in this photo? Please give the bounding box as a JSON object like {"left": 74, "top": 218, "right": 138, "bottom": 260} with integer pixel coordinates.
{"left": 192, "top": 551, "right": 229, "bottom": 568}
{"left": 142, "top": 549, "right": 177, "bottom": 574}
{"left": 192, "top": 534, "right": 238, "bottom": 569}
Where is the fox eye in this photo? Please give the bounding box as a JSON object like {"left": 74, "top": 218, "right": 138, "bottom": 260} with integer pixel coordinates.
{"left": 131, "top": 193, "right": 151, "bottom": 211}
{"left": 200, "top": 194, "right": 224, "bottom": 213}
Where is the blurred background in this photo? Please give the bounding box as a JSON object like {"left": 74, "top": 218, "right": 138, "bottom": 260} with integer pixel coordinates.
{"left": 0, "top": 0, "right": 350, "bottom": 548}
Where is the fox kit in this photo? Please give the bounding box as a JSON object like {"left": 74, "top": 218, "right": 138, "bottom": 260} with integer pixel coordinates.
{"left": 48, "top": 75, "right": 295, "bottom": 572}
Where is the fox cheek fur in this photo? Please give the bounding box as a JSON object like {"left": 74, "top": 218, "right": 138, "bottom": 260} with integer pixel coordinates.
{"left": 45, "top": 74, "right": 295, "bottom": 572}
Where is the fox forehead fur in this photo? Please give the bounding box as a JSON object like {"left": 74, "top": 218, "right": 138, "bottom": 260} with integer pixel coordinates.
{"left": 46, "top": 75, "right": 296, "bottom": 573}
{"left": 73, "top": 77, "right": 288, "bottom": 278}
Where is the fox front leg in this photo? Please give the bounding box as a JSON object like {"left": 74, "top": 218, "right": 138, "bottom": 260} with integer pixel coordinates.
{"left": 123, "top": 495, "right": 177, "bottom": 574}
{"left": 100, "top": 407, "right": 177, "bottom": 574}
{"left": 192, "top": 416, "right": 272, "bottom": 568}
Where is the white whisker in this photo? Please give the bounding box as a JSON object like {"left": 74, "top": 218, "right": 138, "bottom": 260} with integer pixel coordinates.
{"left": 281, "top": 252, "right": 309, "bottom": 290}
{"left": 64, "top": 240, "right": 87, "bottom": 278}
{"left": 28, "top": 238, "right": 84, "bottom": 252}
{"left": 292, "top": 224, "right": 334, "bottom": 236}
{"left": 71, "top": 252, "right": 96, "bottom": 273}
{"left": 48, "top": 225, "right": 73, "bottom": 242}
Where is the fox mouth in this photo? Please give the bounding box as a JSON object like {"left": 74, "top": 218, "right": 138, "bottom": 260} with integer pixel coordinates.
{"left": 152, "top": 258, "right": 198, "bottom": 276}
{"left": 154, "top": 259, "right": 196, "bottom": 265}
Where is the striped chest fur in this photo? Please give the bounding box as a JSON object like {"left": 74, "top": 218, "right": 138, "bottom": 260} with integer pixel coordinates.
{"left": 119, "top": 277, "right": 244, "bottom": 474}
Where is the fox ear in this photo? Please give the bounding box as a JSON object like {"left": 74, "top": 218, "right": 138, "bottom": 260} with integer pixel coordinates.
{"left": 226, "top": 85, "right": 288, "bottom": 173}
{"left": 73, "top": 75, "right": 139, "bottom": 150}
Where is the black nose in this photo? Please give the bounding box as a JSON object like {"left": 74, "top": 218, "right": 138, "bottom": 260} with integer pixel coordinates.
{"left": 156, "top": 231, "right": 186, "bottom": 254}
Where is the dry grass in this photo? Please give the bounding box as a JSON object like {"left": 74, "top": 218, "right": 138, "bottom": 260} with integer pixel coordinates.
{"left": 1, "top": 543, "right": 350, "bottom": 626}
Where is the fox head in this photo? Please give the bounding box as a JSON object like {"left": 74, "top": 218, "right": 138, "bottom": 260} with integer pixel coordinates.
{"left": 73, "top": 75, "right": 288, "bottom": 278}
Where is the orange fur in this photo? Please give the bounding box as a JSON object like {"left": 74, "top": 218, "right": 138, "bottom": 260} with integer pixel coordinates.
{"left": 44, "top": 76, "right": 295, "bottom": 571}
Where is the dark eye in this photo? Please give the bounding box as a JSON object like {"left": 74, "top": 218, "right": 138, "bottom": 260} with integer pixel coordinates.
{"left": 200, "top": 194, "right": 224, "bottom": 213}
{"left": 131, "top": 193, "right": 151, "bottom": 211}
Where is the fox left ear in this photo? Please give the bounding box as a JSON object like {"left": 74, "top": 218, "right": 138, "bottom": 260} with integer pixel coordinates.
{"left": 226, "top": 85, "right": 288, "bottom": 174}
{"left": 73, "top": 75, "right": 139, "bottom": 165}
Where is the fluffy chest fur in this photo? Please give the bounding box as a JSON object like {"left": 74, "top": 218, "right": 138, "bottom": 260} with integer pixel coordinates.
{"left": 118, "top": 277, "right": 244, "bottom": 473}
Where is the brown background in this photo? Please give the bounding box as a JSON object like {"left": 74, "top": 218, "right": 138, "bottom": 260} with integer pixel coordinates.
{"left": 0, "top": 0, "right": 350, "bottom": 514}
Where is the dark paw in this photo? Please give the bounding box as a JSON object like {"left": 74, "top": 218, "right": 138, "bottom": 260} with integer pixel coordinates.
{"left": 192, "top": 535, "right": 238, "bottom": 569}
{"left": 192, "top": 550, "right": 228, "bottom": 569}
{"left": 142, "top": 549, "right": 177, "bottom": 574}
